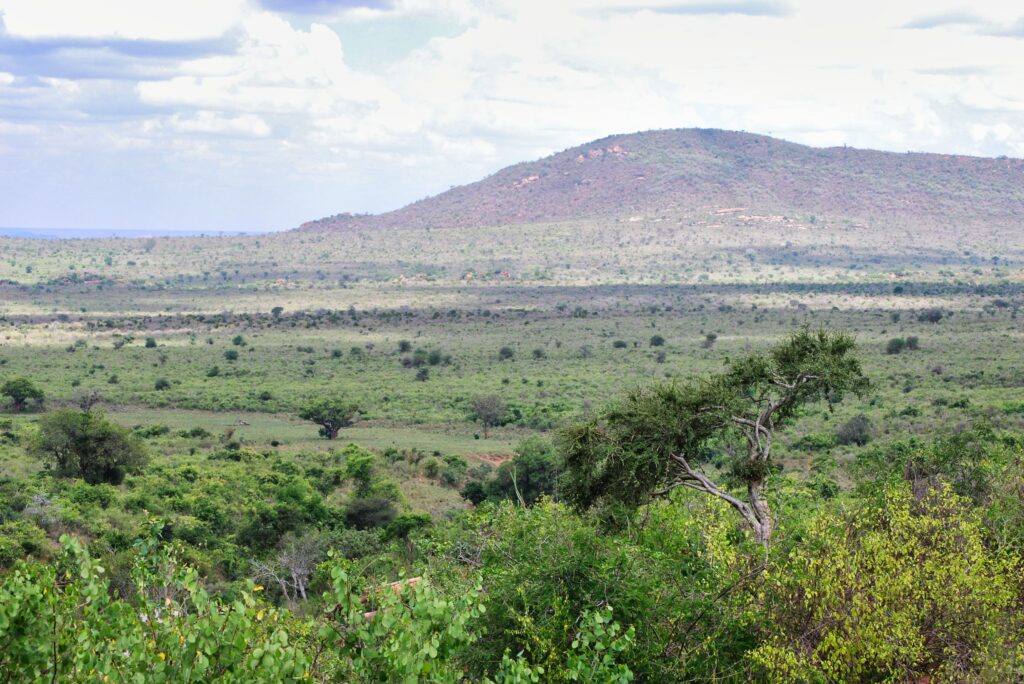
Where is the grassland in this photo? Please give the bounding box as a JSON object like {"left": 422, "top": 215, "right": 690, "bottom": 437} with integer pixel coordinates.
{"left": 2, "top": 212, "right": 1022, "bottom": 493}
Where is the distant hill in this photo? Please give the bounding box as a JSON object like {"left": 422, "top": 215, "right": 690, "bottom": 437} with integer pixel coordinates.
{"left": 299, "top": 129, "right": 1024, "bottom": 232}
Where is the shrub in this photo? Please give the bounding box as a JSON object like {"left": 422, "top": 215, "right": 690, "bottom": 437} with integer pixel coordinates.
{"left": 0, "top": 520, "right": 48, "bottom": 567}
{"left": 144, "top": 337, "right": 157, "bottom": 348}
{"left": 836, "top": 414, "right": 873, "bottom": 446}
{"left": 752, "top": 484, "right": 1024, "bottom": 682}
{"left": 612, "top": 340, "right": 628, "bottom": 349}
{"left": 885, "top": 337, "right": 905, "bottom": 354}
{"left": 649, "top": 334, "right": 665, "bottom": 347}
{"left": 498, "top": 346, "right": 515, "bottom": 361}
{"left": 224, "top": 349, "right": 239, "bottom": 361}
{"left": 154, "top": 378, "right": 171, "bottom": 391}
{"left": 31, "top": 410, "right": 148, "bottom": 485}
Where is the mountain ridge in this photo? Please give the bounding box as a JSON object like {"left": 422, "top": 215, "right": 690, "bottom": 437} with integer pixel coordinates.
{"left": 299, "top": 128, "right": 1024, "bottom": 232}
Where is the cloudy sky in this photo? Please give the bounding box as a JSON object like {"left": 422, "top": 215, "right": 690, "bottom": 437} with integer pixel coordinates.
{"left": 1, "top": 0, "right": 1023, "bottom": 232}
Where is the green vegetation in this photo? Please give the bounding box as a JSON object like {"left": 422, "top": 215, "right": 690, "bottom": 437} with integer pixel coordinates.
{"left": 1, "top": 203, "right": 1023, "bottom": 681}
{"left": 298, "top": 398, "right": 361, "bottom": 440}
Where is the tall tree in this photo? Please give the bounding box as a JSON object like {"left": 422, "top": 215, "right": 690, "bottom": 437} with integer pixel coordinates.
{"left": 559, "top": 328, "right": 869, "bottom": 546}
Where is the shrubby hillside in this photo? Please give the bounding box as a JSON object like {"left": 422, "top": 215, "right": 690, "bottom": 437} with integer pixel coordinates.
{"left": 301, "top": 128, "right": 1024, "bottom": 231}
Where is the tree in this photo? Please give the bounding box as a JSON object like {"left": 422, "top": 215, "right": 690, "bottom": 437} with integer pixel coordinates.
{"left": 559, "top": 328, "right": 869, "bottom": 546}
{"left": 299, "top": 398, "right": 360, "bottom": 440}
{"left": 470, "top": 394, "right": 506, "bottom": 439}
{"left": 1, "top": 378, "right": 44, "bottom": 412}
{"left": 31, "top": 410, "right": 148, "bottom": 484}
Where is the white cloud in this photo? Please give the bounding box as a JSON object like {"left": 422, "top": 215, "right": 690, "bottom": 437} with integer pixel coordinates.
{"left": 166, "top": 111, "right": 272, "bottom": 136}
{"left": 4, "top": 0, "right": 1024, "bottom": 231}
{"left": 0, "top": 0, "right": 246, "bottom": 41}
{"left": 137, "top": 13, "right": 390, "bottom": 114}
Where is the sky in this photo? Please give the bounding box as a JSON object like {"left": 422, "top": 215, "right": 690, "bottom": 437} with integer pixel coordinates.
{"left": 1, "top": 1, "right": 1023, "bottom": 233}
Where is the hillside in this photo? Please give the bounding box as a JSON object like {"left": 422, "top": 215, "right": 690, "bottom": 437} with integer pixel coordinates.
{"left": 300, "top": 129, "right": 1024, "bottom": 232}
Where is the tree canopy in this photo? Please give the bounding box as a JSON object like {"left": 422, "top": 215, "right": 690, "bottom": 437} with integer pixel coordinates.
{"left": 559, "top": 327, "right": 870, "bottom": 544}
{"left": 299, "top": 398, "right": 361, "bottom": 440}
{"left": 1, "top": 377, "right": 45, "bottom": 412}
{"left": 31, "top": 409, "right": 148, "bottom": 485}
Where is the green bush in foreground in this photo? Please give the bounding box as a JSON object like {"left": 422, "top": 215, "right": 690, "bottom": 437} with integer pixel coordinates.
{"left": 0, "top": 523, "right": 635, "bottom": 683}
{"left": 752, "top": 483, "right": 1024, "bottom": 682}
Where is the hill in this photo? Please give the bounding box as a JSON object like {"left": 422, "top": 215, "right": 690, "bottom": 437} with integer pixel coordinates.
{"left": 299, "top": 128, "right": 1024, "bottom": 232}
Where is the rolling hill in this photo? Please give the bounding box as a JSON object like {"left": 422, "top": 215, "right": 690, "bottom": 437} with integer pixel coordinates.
{"left": 299, "top": 128, "right": 1024, "bottom": 233}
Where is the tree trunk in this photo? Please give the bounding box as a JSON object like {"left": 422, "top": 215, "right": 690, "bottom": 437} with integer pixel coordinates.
{"left": 747, "top": 480, "right": 774, "bottom": 546}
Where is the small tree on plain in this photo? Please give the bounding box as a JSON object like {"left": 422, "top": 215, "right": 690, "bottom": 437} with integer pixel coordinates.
{"left": 1, "top": 377, "right": 45, "bottom": 412}
{"left": 31, "top": 409, "right": 148, "bottom": 484}
{"left": 470, "top": 394, "right": 507, "bottom": 439}
{"left": 299, "top": 398, "right": 360, "bottom": 440}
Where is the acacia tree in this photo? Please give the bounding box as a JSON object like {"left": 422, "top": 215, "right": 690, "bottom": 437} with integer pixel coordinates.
{"left": 559, "top": 328, "right": 869, "bottom": 547}
{"left": 299, "top": 398, "right": 360, "bottom": 440}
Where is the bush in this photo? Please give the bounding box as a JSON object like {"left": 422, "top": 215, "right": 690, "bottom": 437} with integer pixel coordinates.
{"left": 885, "top": 337, "right": 905, "bottom": 355}
{"left": 752, "top": 484, "right": 1024, "bottom": 682}
{"left": 484, "top": 437, "right": 559, "bottom": 505}
{"left": 144, "top": 337, "right": 157, "bottom": 348}
{"left": 224, "top": 349, "right": 239, "bottom": 361}
{"left": 836, "top": 414, "right": 873, "bottom": 446}
{"left": 154, "top": 378, "right": 171, "bottom": 391}
{"left": 498, "top": 346, "right": 515, "bottom": 361}
{"left": 0, "top": 520, "right": 48, "bottom": 567}
{"left": 31, "top": 410, "right": 148, "bottom": 485}
{"left": 649, "top": 334, "right": 665, "bottom": 347}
